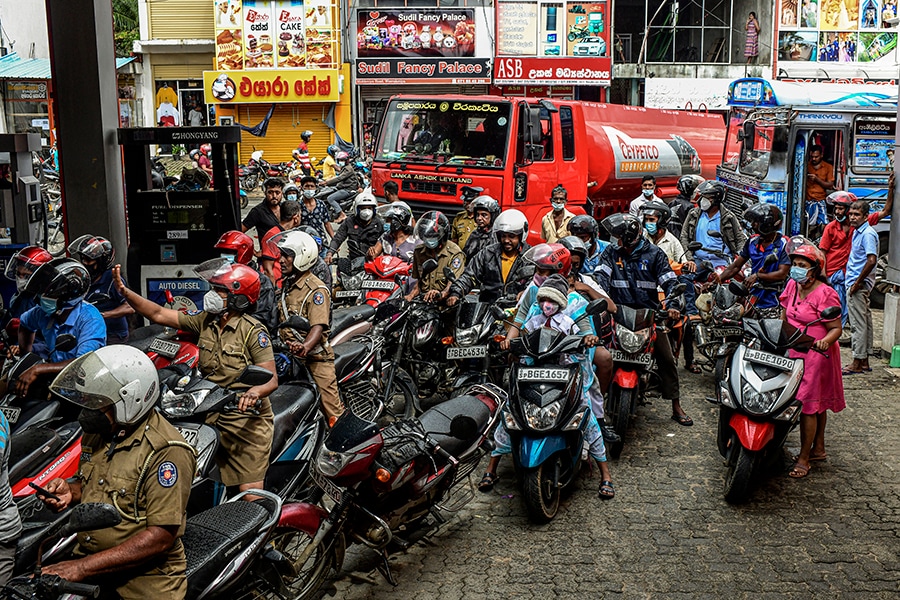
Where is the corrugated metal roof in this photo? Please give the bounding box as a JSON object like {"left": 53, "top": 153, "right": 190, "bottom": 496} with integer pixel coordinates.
{"left": 0, "top": 53, "right": 137, "bottom": 80}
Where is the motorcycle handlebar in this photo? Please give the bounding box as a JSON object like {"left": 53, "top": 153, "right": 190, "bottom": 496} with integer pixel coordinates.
{"left": 41, "top": 575, "right": 100, "bottom": 598}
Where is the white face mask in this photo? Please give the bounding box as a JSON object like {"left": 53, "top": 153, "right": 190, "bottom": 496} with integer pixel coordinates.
{"left": 303, "top": 189, "right": 316, "bottom": 199}
{"left": 551, "top": 201, "right": 565, "bottom": 211}
{"left": 203, "top": 290, "right": 225, "bottom": 314}
{"left": 16, "top": 276, "right": 28, "bottom": 293}
{"left": 699, "top": 198, "right": 712, "bottom": 212}
{"left": 359, "top": 208, "right": 374, "bottom": 221}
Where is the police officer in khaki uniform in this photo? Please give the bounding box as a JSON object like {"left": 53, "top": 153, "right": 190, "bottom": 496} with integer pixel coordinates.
{"left": 112, "top": 260, "right": 278, "bottom": 493}
{"left": 450, "top": 185, "right": 482, "bottom": 249}
{"left": 273, "top": 229, "right": 343, "bottom": 421}
{"left": 40, "top": 346, "right": 196, "bottom": 599}
{"left": 406, "top": 211, "right": 465, "bottom": 303}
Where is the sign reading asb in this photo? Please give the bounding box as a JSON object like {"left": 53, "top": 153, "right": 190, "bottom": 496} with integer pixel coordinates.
{"left": 355, "top": 58, "right": 491, "bottom": 84}
{"left": 493, "top": 57, "right": 610, "bottom": 85}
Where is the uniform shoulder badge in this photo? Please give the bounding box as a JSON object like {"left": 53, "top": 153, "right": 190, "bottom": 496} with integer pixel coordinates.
{"left": 258, "top": 331, "right": 270, "bottom": 348}
{"left": 187, "top": 309, "right": 202, "bottom": 316}
{"left": 313, "top": 291, "right": 325, "bottom": 305}
{"left": 450, "top": 256, "right": 462, "bottom": 270}
{"left": 158, "top": 461, "right": 178, "bottom": 487}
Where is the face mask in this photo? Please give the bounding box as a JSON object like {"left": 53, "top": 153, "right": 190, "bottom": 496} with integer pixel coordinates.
{"left": 551, "top": 201, "right": 565, "bottom": 211}
{"left": 644, "top": 222, "right": 658, "bottom": 236}
{"left": 337, "top": 162, "right": 346, "bottom": 168}
{"left": 285, "top": 193, "right": 299, "bottom": 202}
{"left": 790, "top": 266, "right": 811, "bottom": 284}
{"left": 16, "top": 276, "right": 28, "bottom": 293}
{"left": 533, "top": 274, "right": 548, "bottom": 287}
{"left": 203, "top": 290, "right": 226, "bottom": 314}
{"left": 835, "top": 213, "right": 847, "bottom": 223}
{"left": 359, "top": 208, "right": 374, "bottom": 222}
{"left": 642, "top": 189, "right": 654, "bottom": 198}
{"left": 699, "top": 198, "right": 712, "bottom": 212}
{"left": 424, "top": 237, "right": 440, "bottom": 249}
{"left": 78, "top": 407, "right": 114, "bottom": 437}
{"left": 302, "top": 189, "right": 316, "bottom": 199}
{"left": 39, "top": 296, "right": 57, "bottom": 315}
{"left": 540, "top": 300, "right": 560, "bottom": 317}
{"left": 220, "top": 253, "right": 235, "bottom": 264}
{"left": 383, "top": 221, "right": 392, "bottom": 234}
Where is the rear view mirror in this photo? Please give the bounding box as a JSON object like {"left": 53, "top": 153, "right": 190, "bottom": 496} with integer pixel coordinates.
{"left": 490, "top": 305, "right": 507, "bottom": 320}
{"left": 729, "top": 280, "right": 750, "bottom": 297}
{"left": 708, "top": 230, "right": 722, "bottom": 239}
{"left": 279, "top": 315, "right": 311, "bottom": 333}
{"left": 763, "top": 254, "right": 778, "bottom": 267}
{"left": 443, "top": 267, "right": 457, "bottom": 283}
{"left": 60, "top": 502, "right": 121, "bottom": 537}
{"left": 420, "top": 259, "right": 439, "bottom": 278}
{"left": 449, "top": 415, "right": 479, "bottom": 440}
{"left": 820, "top": 306, "right": 841, "bottom": 321}
{"left": 237, "top": 365, "right": 274, "bottom": 387}
{"left": 587, "top": 298, "right": 609, "bottom": 316}
{"left": 742, "top": 121, "right": 756, "bottom": 150}
{"left": 54, "top": 334, "right": 77, "bottom": 353}
{"left": 688, "top": 241, "right": 703, "bottom": 252}
{"left": 670, "top": 283, "right": 687, "bottom": 297}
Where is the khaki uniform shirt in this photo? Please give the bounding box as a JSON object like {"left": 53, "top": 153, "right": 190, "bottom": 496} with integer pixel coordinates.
{"left": 278, "top": 271, "right": 333, "bottom": 360}
{"left": 77, "top": 410, "right": 196, "bottom": 599}
{"left": 451, "top": 211, "right": 477, "bottom": 249}
{"left": 412, "top": 241, "right": 465, "bottom": 293}
{"left": 177, "top": 312, "right": 275, "bottom": 388}
{"left": 541, "top": 208, "right": 575, "bottom": 244}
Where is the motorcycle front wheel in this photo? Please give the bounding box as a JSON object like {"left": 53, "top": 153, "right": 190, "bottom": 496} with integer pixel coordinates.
{"left": 523, "top": 461, "right": 560, "bottom": 524}
{"left": 381, "top": 367, "right": 417, "bottom": 423}
{"left": 606, "top": 383, "right": 635, "bottom": 459}
{"left": 723, "top": 444, "right": 757, "bottom": 504}
{"left": 251, "top": 527, "right": 341, "bottom": 600}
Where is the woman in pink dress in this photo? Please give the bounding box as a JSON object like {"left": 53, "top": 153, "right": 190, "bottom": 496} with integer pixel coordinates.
{"left": 779, "top": 240, "right": 844, "bottom": 479}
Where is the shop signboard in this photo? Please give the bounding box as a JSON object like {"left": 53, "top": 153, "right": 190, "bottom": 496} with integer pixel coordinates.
{"left": 215, "top": 0, "right": 339, "bottom": 71}
{"left": 494, "top": 1, "right": 610, "bottom": 86}
{"left": 202, "top": 69, "right": 340, "bottom": 103}
{"left": 355, "top": 57, "right": 491, "bottom": 85}
{"left": 355, "top": 8, "right": 476, "bottom": 57}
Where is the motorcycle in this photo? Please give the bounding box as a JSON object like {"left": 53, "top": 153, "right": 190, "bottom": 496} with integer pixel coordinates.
{"left": 444, "top": 294, "right": 507, "bottom": 394}
{"left": 604, "top": 284, "right": 685, "bottom": 459}
{"left": 332, "top": 254, "right": 366, "bottom": 308}
{"left": 239, "top": 150, "right": 269, "bottom": 194}
{"left": 361, "top": 254, "right": 412, "bottom": 307}
{"left": 504, "top": 299, "right": 607, "bottom": 522}
{"left": 267, "top": 382, "right": 506, "bottom": 597}
{"left": 712, "top": 285, "right": 840, "bottom": 503}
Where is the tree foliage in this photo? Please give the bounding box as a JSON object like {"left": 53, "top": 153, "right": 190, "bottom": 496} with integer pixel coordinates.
{"left": 112, "top": 0, "right": 139, "bottom": 57}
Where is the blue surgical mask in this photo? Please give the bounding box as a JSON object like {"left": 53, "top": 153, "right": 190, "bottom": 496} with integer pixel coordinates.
{"left": 220, "top": 253, "right": 235, "bottom": 264}
{"left": 789, "top": 265, "right": 810, "bottom": 284}
{"left": 644, "top": 222, "right": 658, "bottom": 236}
{"left": 642, "top": 189, "right": 654, "bottom": 198}
{"left": 39, "top": 296, "right": 57, "bottom": 315}
{"left": 383, "top": 221, "right": 391, "bottom": 233}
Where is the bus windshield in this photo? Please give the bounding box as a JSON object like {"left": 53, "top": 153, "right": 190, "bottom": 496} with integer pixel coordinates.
{"left": 377, "top": 99, "right": 512, "bottom": 168}
{"left": 722, "top": 109, "right": 747, "bottom": 170}
{"left": 740, "top": 118, "right": 779, "bottom": 179}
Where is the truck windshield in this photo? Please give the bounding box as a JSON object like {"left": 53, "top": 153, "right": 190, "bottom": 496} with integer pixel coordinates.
{"left": 377, "top": 99, "right": 512, "bottom": 168}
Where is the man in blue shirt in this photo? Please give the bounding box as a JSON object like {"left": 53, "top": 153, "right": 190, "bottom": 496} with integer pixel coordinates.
{"left": 68, "top": 235, "right": 133, "bottom": 344}
{"left": 718, "top": 203, "right": 790, "bottom": 318}
{"left": 14, "top": 258, "right": 106, "bottom": 397}
{"left": 845, "top": 200, "right": 879, "bottom": 373}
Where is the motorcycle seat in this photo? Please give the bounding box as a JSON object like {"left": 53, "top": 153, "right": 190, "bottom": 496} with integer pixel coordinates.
{"left": 9, "top": 425, "right": 64, "bottom": 483}
{"left": 332, "top": 304, "right": 375, "bottom": 337}
{"left": 268, "top": 382, "right": 318, "bottom": 459}
{"left": 418, "top": 395, "right": 491, "bottom": 458}
{"left": 334, "top": 339, "right": 373, "bottom": 382}
{"left": 184, "top": 500, "right": 271, "bottom": 594}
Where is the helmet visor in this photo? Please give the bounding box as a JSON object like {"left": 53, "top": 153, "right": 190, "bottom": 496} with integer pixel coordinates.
{"left": 50, "top": 351, "right": 126, "bottom": 409}
{"left": 67, "top": 235, "right": 110, "bottom": 261}
{"left": 193, "top": 257, "right": 233, "bottom": 283}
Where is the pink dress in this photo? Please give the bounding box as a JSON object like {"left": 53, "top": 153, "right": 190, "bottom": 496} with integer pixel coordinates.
{"left": 779, "top": 279, "right": 845, "bottom": 414}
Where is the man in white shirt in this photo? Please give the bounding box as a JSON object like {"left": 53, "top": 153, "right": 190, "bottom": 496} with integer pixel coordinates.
{"left": 629, "top": 175, "right": 662, "bottom": 216}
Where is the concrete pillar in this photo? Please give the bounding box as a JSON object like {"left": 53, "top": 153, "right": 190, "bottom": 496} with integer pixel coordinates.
{"left": 883, "top": 292, "right": 900, "bottom": 360}
{"left": 880, "top": 77, "right": 900, "bottom": 359}
{"left": 44, "top": 0, "right": 127, "bottom": 261}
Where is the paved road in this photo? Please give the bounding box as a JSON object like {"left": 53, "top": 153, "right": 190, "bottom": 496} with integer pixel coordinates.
{"left": 319, "top": 327, "right": 900, "bottom": 598}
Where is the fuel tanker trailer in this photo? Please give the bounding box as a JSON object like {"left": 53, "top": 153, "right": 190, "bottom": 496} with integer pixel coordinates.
{"left": 370, "top": 96, "right": 726, "bottom": 240}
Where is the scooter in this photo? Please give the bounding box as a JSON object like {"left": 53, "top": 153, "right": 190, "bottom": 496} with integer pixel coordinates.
{"left": 504, "top": 299, "right": 607, "bottom": 523}
{"left": 266, "top": 382, "right": 506, "bottom": 597}
{"left": 361, "top": 254, "right": 412, "bottom": 307}
{"left": 712, "top": 284, "right": 840, "bottom": 503}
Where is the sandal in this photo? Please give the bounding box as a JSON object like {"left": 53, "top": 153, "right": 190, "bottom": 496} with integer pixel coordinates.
{"left": 598, "top": 480, "right": 615, "bottom": 499}
{"left": 478, "top": 472, "right": 499, "bottom": 492}
{"left": 671, "top": 413, "right": 694, "bottom": 427}
{"left": 788, "top": 462, "right": 811, "bottom": 479}
{"left": 792, "top": 454, "right": 827, "bottom": 463}
{"left": 685, "top": 363, "right": 702, "bottom": 374}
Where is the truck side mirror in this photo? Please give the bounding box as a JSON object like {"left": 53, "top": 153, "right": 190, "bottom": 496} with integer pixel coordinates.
{"left": 526, "top": 144, "right": 544, "bottom": 161}
{"left": 742, "top": 122, "right": 756, "bottom": 151}
{"left": 527, "top": 107, "right": 542, "bottom": 145}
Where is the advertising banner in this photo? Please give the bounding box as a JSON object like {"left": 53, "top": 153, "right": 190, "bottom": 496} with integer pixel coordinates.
{"left": 493, "top": 56, "right": 609, "bottom": 85}
{"left": 496, "top": 3, "right": 539, "bottom": 55}
{"left": 355, "top": 57, "right": 491, "bottom": 85}
{"left": 356, "top": 9, "right": 476, "bottom": 57}
{"left": 203, "top": 69, "right": 340, "bottom": 103}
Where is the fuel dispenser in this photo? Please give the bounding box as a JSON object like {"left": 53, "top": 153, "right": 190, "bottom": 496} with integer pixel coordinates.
{"left": 0, "top": 133, "right": 44, "bottom": 306}
{"left": 118, "top": 127, "right": 242, "bottom": 310}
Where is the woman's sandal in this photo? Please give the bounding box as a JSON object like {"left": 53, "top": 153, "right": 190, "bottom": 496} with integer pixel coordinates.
{"left": 598, "top": 480, "right": 615, "bottom": 499}
{"left": 478, "top": 472, "right": 499, "bottom": 492}
{"left": 685, "top": 363, "right": 703, "bottom": 374}
{"left": 788, "top": 462, "right": 811, "bottom": 479}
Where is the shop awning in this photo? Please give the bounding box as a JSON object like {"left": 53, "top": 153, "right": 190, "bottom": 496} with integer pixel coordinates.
{"left": 0, "top": 52, "right": 137, "bottom": 80}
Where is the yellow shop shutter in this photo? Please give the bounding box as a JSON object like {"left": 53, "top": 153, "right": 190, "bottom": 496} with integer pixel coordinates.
{"left": 153, "top": 64, "right": 208, "bottom": 80}
{"left": 236, "top": 104, "right": 335, "bottom": 166}
{"left": 149, "top": 1, "right": 215, "bottom": 40}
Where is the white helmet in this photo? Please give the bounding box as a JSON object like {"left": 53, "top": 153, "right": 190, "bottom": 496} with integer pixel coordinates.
{"left": 492, "top": 209, "right": 529, "bottom": 242}
{"left": 50, "top": 346, "right": 160, "bottom": 426}
{"left": 355, "top": 190, "right": 378, "bottom": 211}
{"left": 274, "top": 229, "right": 318, "bottom": 272}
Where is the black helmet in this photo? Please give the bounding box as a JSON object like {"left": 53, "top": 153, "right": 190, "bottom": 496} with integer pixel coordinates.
{"left": 677, "top": 175, "right": 705, "bottom": 198}
{"left": 567, "top": 214, "right": 599, "bottom": 239}
{"left": 67, "top": 234, "right": 115, "bottom": 276}
{"left": 743, "top": 202, "right": 783, "bottom": 236}
{"left": 639, "top": 201, "right": 671, "bottom": 228}
{"left": 695, "top": 180, "right": 726, "bottom": 205}
{"left": 415, "top": 211, "right": 450, "bottom": 250}
{"left": 301, "top": 130, "right": 313, "bottom": 143}
{"left": 471, "top": 195, "right": 500, "bottom": 223}
{"left": 601, "top": 213, "right": 642, "bottom": 248}
{"left": 25, "top": 258, "right": 91, "bottom": 314}
{"left": 559, "top": 235, "right": 588, "bottom": 261}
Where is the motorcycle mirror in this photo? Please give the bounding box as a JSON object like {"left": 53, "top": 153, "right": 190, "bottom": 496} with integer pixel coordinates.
{"left": 763, "top": 253, "right": 778, "bottom": 267}
{"left": 669, "top": 282, "right": 687, "bottom": 297}
{"left": 54, "top": 334, "right": 78, "bottom": 353}
{"left": 420, "top": 259, "right": 439, "bottom": 277}
{"left": 443, "top": 267, "right": 457, "bottom": 283}
{"left": 708, "top": 230, "right": 722, "bottom": 239}
{"left": 688, "top": 241, "right": 703, "bottom": 251}
{"left": 59, "top": 502, "right": 121, "bottom": 538}
{"left": 820, "top": 306, "right": 841, "bottom": 321}
{"left": 237, "top": 365, "right": 274, "bottom": 387}
{"left": 278, "top": 315, "right": 311, "bottom": 333}
{"left": 728, "top": 280, "right": 750, "bottom": 297}
{"left": 448, "top": 415, "right": 479, "bottom": 440}
{"left": 489, "top": 305, "right": 507, "bottom": 320}
{"left": 587, "top": 298, "right": 608, "bottom": 316}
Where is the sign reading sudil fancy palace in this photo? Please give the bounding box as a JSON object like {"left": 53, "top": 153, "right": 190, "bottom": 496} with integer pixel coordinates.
{"left": 203, "top": 70, "right": 339, "bottom": 103}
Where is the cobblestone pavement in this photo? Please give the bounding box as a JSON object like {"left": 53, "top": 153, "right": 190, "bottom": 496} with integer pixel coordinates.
{"left": 316, "top": 314, "right": 900, "bottom": 599}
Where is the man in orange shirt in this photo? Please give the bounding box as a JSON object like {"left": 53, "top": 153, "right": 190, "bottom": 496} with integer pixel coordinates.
{"left": 806, "top": 145, "right": 835, "bottom": 238}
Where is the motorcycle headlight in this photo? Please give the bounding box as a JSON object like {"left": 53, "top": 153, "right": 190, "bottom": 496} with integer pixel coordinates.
{"left": 344, "top": 274, "right": 363, "bottom": 290}
{"left": 160, "top": 388, "right": 210, "bottom": 418}
{"left": 413, "top": 320, "right": 437, "bottom": 348}
{"left": 523, "top": 400, "right": 561, "bottom": 431}
{"left": 740, "top": 378, "right": 780, "bottom": 415}
{"left": 615, "top": 324, "right": 652, "bottom": 354}
{"left": 455, "top": 326, "right": 480, "bottom": 347}
{"left": 315, "top": 446, "right": 355, "bottom": 478}
{"left": 713, "top": 303, "right": 744, "bottom": 323}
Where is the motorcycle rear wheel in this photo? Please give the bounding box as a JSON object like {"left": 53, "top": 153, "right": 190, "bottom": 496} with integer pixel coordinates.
{"left": 523, "top": 462, "right": 560, "bottom": 524}
{"left": 723, "top": 444, "right": 757, "bottom": 504}
{"left": 251, "top": 527, "right": 337, "bottom": 600}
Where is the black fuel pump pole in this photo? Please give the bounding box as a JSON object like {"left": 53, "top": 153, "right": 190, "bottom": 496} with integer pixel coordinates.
{"left": 44, "top": 0, "right": 127, "bottom": 259}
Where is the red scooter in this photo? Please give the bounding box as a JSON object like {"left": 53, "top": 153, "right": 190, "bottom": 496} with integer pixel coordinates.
{"left": 362, "top": 254, "right": 412, "bottom": 307}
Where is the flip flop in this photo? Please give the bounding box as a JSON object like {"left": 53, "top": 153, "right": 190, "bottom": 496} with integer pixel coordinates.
{"left": 671, "top": 413, "right": 694, "bottom": 427}
{"left": 792, "top": 454, "right": 827, "bottom": 463}
{"left": 841, "top": 368, "right": 864, "bottom": 376}
{"left": 477, "top": 472, "right": 499, "bottom": 493}
{"left": 598, "top": 480, "right": 615, "bottom": 499}
{"left": 685, "top": 363, "right": 703, "bottom": 374}
{"left": 788, "top": 462, "right": 811, "bottom": 479}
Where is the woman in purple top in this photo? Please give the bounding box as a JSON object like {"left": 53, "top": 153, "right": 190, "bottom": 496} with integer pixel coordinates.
{"left": 377, "top": 202, "right": 419, "bottom": 263}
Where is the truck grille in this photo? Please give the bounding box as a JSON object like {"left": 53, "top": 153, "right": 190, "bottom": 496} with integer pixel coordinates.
{"left": 403, "top": 199, "right": 462, "bottom": 218}
{"left": 400, "top": 180, "right": 458, "bottom": 197}
{"left": 724, "top": 187, "right": 756, "bottom": 218}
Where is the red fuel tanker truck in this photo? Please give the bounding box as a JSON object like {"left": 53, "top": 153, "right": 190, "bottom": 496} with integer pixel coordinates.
{"left": 370, "top": 96, "right": 725, "bottom": 240}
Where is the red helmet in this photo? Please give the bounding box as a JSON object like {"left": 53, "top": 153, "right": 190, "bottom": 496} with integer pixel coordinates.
{"left": 214, "top": 230, "right": 254, "bottom": 265}
{"left": 526, "top": 243, "right": 572, "bottom": 276}
{"left": 5, "top": 246, "right": 53, "bottom": 287}
{"left": 825, "top": 190, "right": 857, "bottom": 207}
{"left": 200, "top": 144, "right": 211, "bottom": 155}
{"left": 194, "top": 259, "right": 261, "bottom": 311}
{"left": 787, "top": 236, "right": 826, "bottom": 274}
